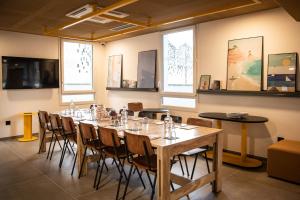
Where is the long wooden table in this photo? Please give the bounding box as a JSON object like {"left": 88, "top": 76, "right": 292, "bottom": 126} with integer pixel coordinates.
{"left": 38, "top": 114, "right": 223, "bottom": 199}
{"left": 76, "top": 118, "right": 223, "bottom": 199}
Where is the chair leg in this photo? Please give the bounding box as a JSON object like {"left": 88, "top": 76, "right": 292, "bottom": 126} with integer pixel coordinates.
{"left": 49, "top": 137, "right": 57, "bottom": 160}
{"left": 150, "top": 175, "right": 157, "bottom": 200}
{"left": 78, "top": 146, "right": 87, "bottom": 179}
{"left": 59, "top": 139, "right": 67, "bottom": 168}
{"left": 71, "top": 151, "right": 77, "bottom": 176}
{"left": 54, "top": 133, "right": 63, "bottom": 150}
{"left": 122, "top": 164, "right": 134, "bottom": 200}
{"left": 94, "top": 153, "right": 105, "bottom": 188}
{"left": 96, "top": 154, "right": 107, "bottom": 190}
{"left": 183, "top": 155, "right": 190, "bottom": 177}
{"left": 38, "top": 131, "right": 46, "bottom": 154}
{"left": 204, "top": 151, "right": 210, "bottom": 173}
{"left": 191, "top": 153, "right": 199, "bottom": 180}
{"left": 116, "top": 165, "right": 125, "bottom": 200}
{"left": 46, "top": 133, "right": 54, "bottom": 159}
{"left": 135, "top": 166, "right": 145, "bottom": 189}
{"left": 177, "top": 155, "right": 185, "bottom": 176}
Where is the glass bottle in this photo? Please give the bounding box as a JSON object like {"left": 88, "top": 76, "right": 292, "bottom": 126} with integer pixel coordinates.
{"left": 69, "top": 100, "right": 75, "bottom": 116}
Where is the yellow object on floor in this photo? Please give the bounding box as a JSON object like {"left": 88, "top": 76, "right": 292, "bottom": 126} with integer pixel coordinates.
{"left": 18, "top": 112, "right": 38, "bottom": 142}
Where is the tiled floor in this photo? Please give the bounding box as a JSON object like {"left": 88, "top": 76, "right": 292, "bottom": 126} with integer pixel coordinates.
{"left": 0, "top": 139, "right": 299, "bottom": 200}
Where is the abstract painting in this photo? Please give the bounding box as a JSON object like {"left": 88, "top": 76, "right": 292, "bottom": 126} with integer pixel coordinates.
{"left": 137, "top": 50, "right": 157, "bottom": 88}
{"left": 267, "top": 53, "right": 297, "bottom": 92}
{"left": 199, "top": 75, "right": 211, "bottom": 90}
{"left": 107, "top": 55, "right": 122, "bottom": 88}
{"left": 226, "top": 36, "right": 263, "bottom": 91}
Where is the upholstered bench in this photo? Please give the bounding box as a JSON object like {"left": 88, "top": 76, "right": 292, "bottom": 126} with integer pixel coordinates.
{"left": 267, "top": 140, "right": 300, "bottom": 184}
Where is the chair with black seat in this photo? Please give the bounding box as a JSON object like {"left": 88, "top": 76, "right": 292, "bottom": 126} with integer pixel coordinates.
{"left": 122, "top": 132, "right": 157, "bottom": 200}
{"left": 128, "top": 102, "right": 143, "bottom": 112}
{"left": 60, "top": 116, "right": 77, "bottom": 172}
{"left": 47, "top": 114, "right": 63, "bottom": 160}
{"left": 38, "top": 110, "right": 51, "bottom": 153}
{"left": 138, "top": 111, "right": 157, "bottom": 119}
{"left": 95, "top": 127, "right": 130, "bottom": 200}
{"left": 161, "top": 114, "right": 182, "bottom": 123}
{"left": 179, "top": 117, "right": 212, "bottom": 179}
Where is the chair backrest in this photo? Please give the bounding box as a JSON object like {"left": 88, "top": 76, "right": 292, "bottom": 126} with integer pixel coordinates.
{"left": 119, "top": 109, "right": 134, "bottom": 116}
{"left": 187, "top": 118, "right": 212, "bottom": 128}
{"left": 49, "top": 114, "right": 62, "bottom": 131}
{"left": 138, "top": 111, "right": 157, "bottom": 119}
{"left": 99, "top": 127, "right": 121, "bottom": 147}
{"left": 161, "top": 114, "right": 182, "bottom": 123}
{"left": 61, "top": 116, "right": 76, "bottom": 134}
{"left": 124, "top": 132, "right": 154, "bottom": 156}
{"left": 79, "top": 122, "right": 97, "bottom": 144}
{"left": 38, "top": 110, "right": 49, "bottom": 129}
{"left": 128, "top": 102, "right": 143, "bottom": 112}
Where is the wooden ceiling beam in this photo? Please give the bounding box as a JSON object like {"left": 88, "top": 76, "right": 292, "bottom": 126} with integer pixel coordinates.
{"left": 45, "top": 0, "right": 139, "bottom": 34}
{"left": 93, "top": 0, "right": 261, "bottom": 42}
{"left": 100, "top": 14, "right": 149, "bottom": 27}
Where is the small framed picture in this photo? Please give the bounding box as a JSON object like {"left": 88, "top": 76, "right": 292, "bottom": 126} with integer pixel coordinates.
{"left": 267, "top": 53, "right": 298, "bottom": 92}
{"left": 199, "top": 75, "right": 211, "bottom": 90}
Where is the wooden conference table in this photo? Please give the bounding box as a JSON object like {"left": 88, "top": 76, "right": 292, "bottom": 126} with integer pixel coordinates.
{"left": 199, "top": 112, "right": 268, "bottom": 168}
{"left": 41, "top": 115, "right": 223, "bottom": 199}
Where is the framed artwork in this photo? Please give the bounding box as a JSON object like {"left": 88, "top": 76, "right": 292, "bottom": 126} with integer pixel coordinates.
{"left": 199, "top": 75, "right": 211, "bottom": 90}
{"left": 107, "top": 55, "right": 123, "bottom": 88}
{"left": 226, "top": 36, "right": 263, "bottom": 91}
{"left": 137, "top": 50, "right": 157, "bottom": 88}
{"left": 267, "top": 53, "right": 297, "bottom": 92}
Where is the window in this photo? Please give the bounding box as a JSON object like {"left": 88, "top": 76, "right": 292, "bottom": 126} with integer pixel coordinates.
{"left": 61, "top": 40, "right": 95, "bottom": 104}
{"left": 161, "top": 27, "right": 196, "bottom": 108}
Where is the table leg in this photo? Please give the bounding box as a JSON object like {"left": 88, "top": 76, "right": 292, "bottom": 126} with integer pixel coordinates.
{"left": 157, "top": 146, "right": 170, "bottom": 200}
{"left": 77, "top": 130, "right": 87, "bottom": 176}
{"left": 213, "top": 131, "right": 223, "bottom": 192}
{"left": 241, "top": 123, "right": 247, "bottom": 161}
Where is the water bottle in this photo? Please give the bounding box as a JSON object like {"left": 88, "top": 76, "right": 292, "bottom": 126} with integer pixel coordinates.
{"left": 69, "top": 100, "right": 75, "bottom": 116}
{"left": 121, "top": 106, "right": 128, "bottom": 126}
{"left": 163, "top": 112, "right": 171, "bottom": 138}
{"left": 90, "top": 104, "right": 97, "bottom": 121}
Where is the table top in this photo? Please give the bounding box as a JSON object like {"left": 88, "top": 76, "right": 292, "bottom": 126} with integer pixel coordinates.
{"left": 141, "top": 108, "right": 169, "bottom": 113}
{"left": 69, "top": 116, "right": 222, "bottom": 148}
{"left": 199, "top": 112, "right": 268, "bottom": 123}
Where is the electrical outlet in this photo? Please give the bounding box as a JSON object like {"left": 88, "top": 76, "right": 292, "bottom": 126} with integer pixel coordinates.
{"left": 5, "top": 121, "right": 11, "bottom": 126}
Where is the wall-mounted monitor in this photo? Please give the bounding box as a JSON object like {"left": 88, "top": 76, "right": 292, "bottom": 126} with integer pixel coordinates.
{"left": 2, "top": 56, "right": 59, "bottom": 89}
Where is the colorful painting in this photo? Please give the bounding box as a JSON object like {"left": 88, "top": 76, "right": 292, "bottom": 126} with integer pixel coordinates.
{"left": 267, "top": 53, "right": 297, "bottom": 92}
{"left": 199, "top": 75, "right": 211, "bottom": 90}
{"left": 107, "top": 55, "right": 122, "bottom": 88}
{"left": 226, "top": 36, "right": 263, "bottom": 91}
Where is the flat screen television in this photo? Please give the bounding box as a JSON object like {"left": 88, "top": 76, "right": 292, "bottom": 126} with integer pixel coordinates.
{"left": 2, "top": 56, "right": 59, "bottom": 89}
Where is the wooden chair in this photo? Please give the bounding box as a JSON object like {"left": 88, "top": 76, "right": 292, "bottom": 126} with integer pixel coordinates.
{"left": 78, "top": 122, "right": 107, "bottom": 180}
{"left": 179, "top": 118, "right": 212, "bottom": 179}
{"left": 60, "top": 117, "right": 77, "bottom": 172}
{"left": 123, "top": 132, "right": 157, "bottom": 200}
{"left": 161, "top": 114, "right": 182, "bottom": 123}
{"left": 38, "top": 110, "right": 50, "bottom": 153}
{"left": 95, "top": 127, "right": 129, "bottom": 200}
{"left": 138, "top": 111, "right": 157, "bottom": 119}
{"left": 47, "top": 114, "right": 63, "bottom": 160}
{"left": 128, "top": 102, "right": 143, "bottom": 112}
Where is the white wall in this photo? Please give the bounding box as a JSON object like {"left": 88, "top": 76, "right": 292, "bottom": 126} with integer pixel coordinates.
{"left": 101, "top": 8, "right": 300, "bottom": 157}
{"left": 0, "top": 31, "right": 104, "bottom": 138}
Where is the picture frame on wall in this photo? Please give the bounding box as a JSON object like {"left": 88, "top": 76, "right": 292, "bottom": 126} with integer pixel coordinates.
{"left": 267, "top": 53, "right": 298, "bottom": 92}
{"left": 199, "top": 75, "right": 211, "bottom": 90}
{"left": 137, "top": 50, "right": 157, "bottom": 88}
{"left": 106, "top": 55, "right": 123, "bottom": 88}
{"left": 226, "top": 36, "right": 263, "bottom": 91}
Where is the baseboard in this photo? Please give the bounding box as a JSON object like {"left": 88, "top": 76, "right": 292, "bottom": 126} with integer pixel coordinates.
{"left": 0, "top": 133, "right": 39, "bottom": 141}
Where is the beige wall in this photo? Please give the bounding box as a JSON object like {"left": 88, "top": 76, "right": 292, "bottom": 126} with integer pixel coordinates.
{"left": 0, "top": 31, "right": 104, "bottom": 138}
{"left": 101, "top": 8, "right": 300, "bottom": 157}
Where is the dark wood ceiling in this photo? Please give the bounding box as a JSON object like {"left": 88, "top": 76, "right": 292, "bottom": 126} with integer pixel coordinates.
{"left": 0, "top": 0, "right": 279, "bottom": 41}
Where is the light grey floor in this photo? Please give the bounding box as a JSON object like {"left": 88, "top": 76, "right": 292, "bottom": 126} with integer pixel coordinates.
{"left": 0, "top": 139, "right": 299, "bottom": 200}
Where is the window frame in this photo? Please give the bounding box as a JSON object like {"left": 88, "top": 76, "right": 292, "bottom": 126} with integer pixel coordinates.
{"left": 160, "top": 26, "right": 197, "bottom": 110}
{"left": 60, "top": 39, "right": 96, "bottom": 105}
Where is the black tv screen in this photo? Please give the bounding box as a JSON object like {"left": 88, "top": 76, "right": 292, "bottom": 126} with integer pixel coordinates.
{"left": 2, "top": 56, "right": 59, "bottom": 89}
